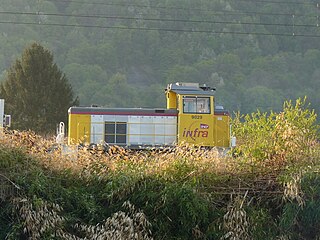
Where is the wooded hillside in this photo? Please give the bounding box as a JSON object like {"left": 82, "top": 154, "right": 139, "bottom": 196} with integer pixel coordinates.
{"left": 0, "top": 0, "right": 320, "bottom": 113}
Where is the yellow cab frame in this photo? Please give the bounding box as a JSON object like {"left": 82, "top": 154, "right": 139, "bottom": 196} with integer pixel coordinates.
{"left": 166, "top": 82, "right": 231, "bottom": 148}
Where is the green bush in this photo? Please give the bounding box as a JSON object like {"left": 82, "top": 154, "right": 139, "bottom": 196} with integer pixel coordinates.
{"left": 279, "top": 172, "right": 320, "bottom": 239}
{"left": 233, "top": 97, "right": 318, "bottom": 162}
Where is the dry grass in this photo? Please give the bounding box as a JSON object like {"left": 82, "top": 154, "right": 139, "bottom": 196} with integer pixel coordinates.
{"left": 13, "top": 197, "right": 65, "bottom": 240}
{"left": 1, "top": 129, "right": 319, "bottom": 239}
{"left": 0, "top": 129, "right": 238, "bottom": 182}
{"left": 221, "top": 192, "right": 251, "bottom": 240}
{"left": 13, "top": 197, "right": 152, "bottom": 240}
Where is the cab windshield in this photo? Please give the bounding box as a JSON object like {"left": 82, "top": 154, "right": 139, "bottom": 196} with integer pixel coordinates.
{"left": 183, "top": 96, "right": 210, "bottom": 114}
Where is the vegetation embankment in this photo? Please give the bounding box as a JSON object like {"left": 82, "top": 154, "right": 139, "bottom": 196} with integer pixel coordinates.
{"left": 1, "top": 99, "right": 320, "bottom": 239}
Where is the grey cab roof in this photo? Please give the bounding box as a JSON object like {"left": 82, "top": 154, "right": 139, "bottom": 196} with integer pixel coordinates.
{"left": 166, "top": 82, "right": 216, "bottom": 96}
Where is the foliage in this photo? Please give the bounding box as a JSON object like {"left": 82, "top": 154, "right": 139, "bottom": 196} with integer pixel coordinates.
{"left": 279, "top": 172, "right": 320, "bottom": 240}
{"left": 232, "top": 98, "right": 318, "bottom": 163}
{"left": 0, "top": 42, "right": 78, "bottom": 134}
{"left": 1, "top": 95, "right": 320, "bottom": 239}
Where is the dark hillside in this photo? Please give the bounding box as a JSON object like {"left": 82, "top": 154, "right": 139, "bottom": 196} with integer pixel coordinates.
{"left": 0, "top": 0, "right": 319, "bottom": 113}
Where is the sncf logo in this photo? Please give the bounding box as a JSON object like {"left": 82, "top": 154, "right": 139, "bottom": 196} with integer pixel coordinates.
{"left": 200, "top": 124, "right": 209, "bottom": 129}
{"left": 182, "top": 123, "right": 209, "bottom": 141}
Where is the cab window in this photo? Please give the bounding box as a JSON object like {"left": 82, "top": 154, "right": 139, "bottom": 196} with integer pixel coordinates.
{"left": 183, "top": 96, "right": 210, "bottom": 114}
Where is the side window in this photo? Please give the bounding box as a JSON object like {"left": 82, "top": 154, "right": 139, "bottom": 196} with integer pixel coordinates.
{"left": 197, "top": 98, "right": 210, "bottom": 113}
{"left": 105, "top": 122, "right": 127, "bottom": 145}
{"left": 183, "top": 97, "right": 196, "bottom": 113}
{"left": 183, "top": 97, "right": 210, "bottom": 114}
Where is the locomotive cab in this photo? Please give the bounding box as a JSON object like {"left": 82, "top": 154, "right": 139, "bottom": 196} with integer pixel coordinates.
{"left": 166, "top": 82, "right": 231, "bottom": 148}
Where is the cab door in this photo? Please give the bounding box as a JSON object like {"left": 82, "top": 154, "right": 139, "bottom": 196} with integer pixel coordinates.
{"left": 214, "top": 114, "right": 231, "bottom": 147}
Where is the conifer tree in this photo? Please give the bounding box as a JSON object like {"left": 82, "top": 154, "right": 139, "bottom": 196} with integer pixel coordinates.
{"left": 0, "top": 42, "right": 78, "bottom": 134}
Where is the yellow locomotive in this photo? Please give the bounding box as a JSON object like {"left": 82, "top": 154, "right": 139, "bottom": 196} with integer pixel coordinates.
{"left": 68, "top": 82, "right": 234, "bottom": 148}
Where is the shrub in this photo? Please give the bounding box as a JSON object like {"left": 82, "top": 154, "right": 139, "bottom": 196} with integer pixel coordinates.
{"left": 233, "top": 97, "right": 318, "bottom": 163}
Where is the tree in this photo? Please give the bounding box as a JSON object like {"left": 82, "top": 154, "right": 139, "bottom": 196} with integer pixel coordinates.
{"left": 0, "top": 42, "right": 78, "bottom": 134}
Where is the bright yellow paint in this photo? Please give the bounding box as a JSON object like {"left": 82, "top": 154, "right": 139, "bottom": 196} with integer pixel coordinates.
{"left": 178, "top": 114, "right": 215, "bottom": 146}
{"left": 177, "top": 95, "right": 215, "bottom": 146}
{"left": 68, "top": 114, "right": 91, "bottom": 145}
{"left": 176, "top": 94, "right": 231, "bottom": 148}
{"left": 214, "top": 115, "right": 230, "bottom": 147}
{"left": 166, "top": 91, "right": 177, "bottom": 109}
